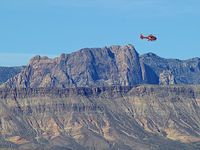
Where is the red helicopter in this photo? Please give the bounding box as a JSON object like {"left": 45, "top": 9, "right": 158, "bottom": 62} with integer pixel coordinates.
{"left": 140, "top": 34, "right": 157, "bottom": 41}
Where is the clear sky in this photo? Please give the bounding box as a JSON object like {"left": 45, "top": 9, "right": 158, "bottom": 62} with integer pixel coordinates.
{"left": 0, "top": 0, "right": 200, "bottom": 66}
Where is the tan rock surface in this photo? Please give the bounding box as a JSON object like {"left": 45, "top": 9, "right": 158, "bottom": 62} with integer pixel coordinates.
{"left": 0, "top": 85, "right": 200, "bottom": 149}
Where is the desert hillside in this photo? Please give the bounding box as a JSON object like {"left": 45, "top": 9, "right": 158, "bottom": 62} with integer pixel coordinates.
{"left": 0, "top": 85, "right": 200, "bottom": 149}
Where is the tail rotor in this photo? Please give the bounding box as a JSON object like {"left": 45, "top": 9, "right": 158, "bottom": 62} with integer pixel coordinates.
{"left": 140, "top": 34, "right": 144, "bottom": 39}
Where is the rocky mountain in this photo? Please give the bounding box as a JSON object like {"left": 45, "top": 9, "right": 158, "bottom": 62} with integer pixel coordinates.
{"left": 0, "top": 85, "right": 200, "bottom": 149}
{"left": 0, "top": 44, "right": 200, "bottom": 149}
{"left": 140, "top": 53, "right": 200, "bottom": 85}
{"left": 0, "top": 44, "right": 199, "bottom": 88}
{"left": 0, "top": 44, "right": 151, "bottom": 88}
{"left": 0, "top": 66, "right": 25, "bottom": 85}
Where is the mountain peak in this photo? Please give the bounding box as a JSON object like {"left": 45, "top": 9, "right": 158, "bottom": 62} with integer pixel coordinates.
{"left": 0, "top": 44, "right": 145, "bottom": 88}
{"left": 28, "top": 55, "right": 51, "bottom": 66}
{"left": 1, "top": 44, "right": 200, "bottom": 88}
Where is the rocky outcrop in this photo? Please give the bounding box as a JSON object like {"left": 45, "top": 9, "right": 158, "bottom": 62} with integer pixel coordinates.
{"left": 1, "top": 44, "right": 200, "bottom": 88}
{"left": 0, "top": 85, "right": 200, "bottom": 149}
{"left": 1, "top": 44, "right": 153, "bottom": 88}
{"left": 140, "top": 53, "right": 200, "bottom": 84}
{"left": 159, "top": 70, "right": 176, "bottom": 85}
{"left": 0, "top": 66, "right": 25, "bottom": 85}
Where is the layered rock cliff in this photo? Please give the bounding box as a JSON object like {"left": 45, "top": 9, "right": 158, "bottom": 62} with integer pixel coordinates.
{"left": 0, "top": 85, "right": 200, "bottom": 149}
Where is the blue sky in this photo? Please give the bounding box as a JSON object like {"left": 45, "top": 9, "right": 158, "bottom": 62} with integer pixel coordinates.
{"left": 0, "top": 0, "right": 200, "bottom": 66}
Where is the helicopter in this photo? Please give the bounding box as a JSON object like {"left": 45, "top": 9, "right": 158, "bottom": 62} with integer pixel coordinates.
{"left": 140, "top": 34, "right": 157, "bottom": 41}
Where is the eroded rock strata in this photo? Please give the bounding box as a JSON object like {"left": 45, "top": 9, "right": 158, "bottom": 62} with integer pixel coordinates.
{"left": 0, "top": 85, "right": 200, "bottom": 149}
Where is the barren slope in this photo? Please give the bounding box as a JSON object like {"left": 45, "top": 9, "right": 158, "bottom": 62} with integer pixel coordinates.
{"left": 0, "top": 85, "right": 200, "bottom": 149}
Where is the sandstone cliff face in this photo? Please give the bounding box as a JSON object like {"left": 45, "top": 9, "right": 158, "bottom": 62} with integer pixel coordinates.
{"left": 0, "top": 44, "right": 155, "bottom": 88}
{"left": 0, "top": 85, "right": 200, "bottom": 149}
{"left": 159, "top": 70, "right": 176, "bottom": 85}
